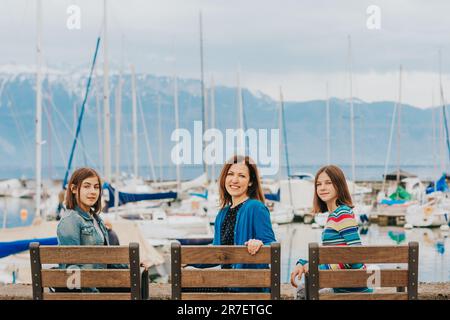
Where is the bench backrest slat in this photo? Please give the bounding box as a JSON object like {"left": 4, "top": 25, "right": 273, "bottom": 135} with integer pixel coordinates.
{"left": 320, "top": 292, "right": 408, "bottom": 300}
{"left": 39, "top": 246, "right": 130, "bottom": 264}
{"left": 307, "top": 242, "right": 419, "bottom": 300}
{"left": 41, "top": 269, "right": 131, "bottom": 288}
{"left": 182, "top": 269, "right": 271, "bottom": 288}
{"left": 318, "top": 245, "right": 409, "bottom": 264}
{"left": 43, "top": 293, "right": 132, "bottom": 300}
{"left": 319, "top": 269, "right": 408, "bottom": 288}
{"left": 180, "top": 245, "right": 271, "bottom": 264}
{"left": 29, "top": 242, "right": 142, "bottom": 300}
{"left": 182, "top": 293, "right": 271, "bottom": 300}
{"left": 171, "top": 243, "right": 281, "bottom": 300}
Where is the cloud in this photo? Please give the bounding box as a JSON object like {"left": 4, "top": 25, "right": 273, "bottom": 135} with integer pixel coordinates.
{"left": 2, "top": 0, "right": 450, "bottom": 107}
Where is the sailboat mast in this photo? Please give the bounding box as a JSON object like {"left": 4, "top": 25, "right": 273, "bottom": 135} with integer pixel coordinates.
{"left": 131, "top": 64, "right": 138, "bottom": 179}
{"left": 103, "top": 0, "right": 111, "bottom": 182}
{"left": 396, "top": 65, "right": 403, "bottom": 183}
{"left": 199, "top": 11, "right": 207, "bottom": 180}
{"left": 326, "top": 82, "right": 331, "bottom": 165}
{"left": 35, "top": 0, "right": 43, "bottom": 217}
{"left": 431, "top": 91, "right": 437, "bottom": 177}
{"left": 210, "top": 76, "right": 216, "bottom": 183}
{"left": 237, "top": 68, "right": 244, "bottom": 132}
{"left": 278, "top": 86, "right": 283, "bottom": 182}
{"left": 348, "top": 35, "right": 356, "bottom": 188}
{"left": 174, "top": 75, "right": 181, "bottom": 190}
{"left": 114, "top": 40, "right": 123, "bottom": 212}
{"left": 157, "top": 94, "right": 163, "bottom": 182}
{"left": 439, "top": 49, "right": 446, "bottom": 173}
{"left": 280, "top": 87, "right": 293, "bottom": 208}
{"left": 236, "top": 68, "right": 245, "bottom": 155}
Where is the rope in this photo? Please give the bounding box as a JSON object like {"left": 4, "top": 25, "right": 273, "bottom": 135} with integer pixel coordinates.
{"left": 62, "top": 36, "right": 101, "bottom": 189}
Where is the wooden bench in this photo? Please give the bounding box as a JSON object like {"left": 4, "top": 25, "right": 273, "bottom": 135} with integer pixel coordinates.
{"left": 305, "top": 241, "right": 419, "bottom": 300}
{"left": 171, "top": 242, "right": 281, "bottom": 300}
{"left": 29, "top": 242, "right": 148, "bottom": 300}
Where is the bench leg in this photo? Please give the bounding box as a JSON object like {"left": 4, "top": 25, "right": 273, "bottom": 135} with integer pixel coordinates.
{"left": 141, "top": 269, "right": 149, "bottom": 300}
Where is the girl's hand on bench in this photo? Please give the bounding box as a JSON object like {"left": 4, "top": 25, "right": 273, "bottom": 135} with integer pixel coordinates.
{"left": 290, "top": 264, "right": 309, "bottom": 288}
{"left": 245, "top": 239, "right": 263, "bottom": 255}
{"left": 140, "top": 261, "right": 152, "bottom": 270}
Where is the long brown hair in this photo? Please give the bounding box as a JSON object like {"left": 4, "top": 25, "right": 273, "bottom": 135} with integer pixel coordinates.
{"left": 312, "top": 165, "right": 353, "bottom": 213}
{"left": 65, "top": 167, "right": 103, "bottom": 213}
{"left": 218, "top": 155, "right": 265, "bottom": 208}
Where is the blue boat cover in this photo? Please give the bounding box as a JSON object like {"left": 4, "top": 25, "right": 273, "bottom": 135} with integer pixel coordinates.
{"left": 0, "top": 237, "right": 57, "bottom": 259}
{"left": 104, "top": 183, "right": 177, "bottom": 208}
{"left": 426, "top": 174, "right": 449, "bottom": 194}
{"left": 380, "top": 199, "right": 407, "bottom": 206}
{"left": 265, "top": 189, "right": 280, "bottom": 202}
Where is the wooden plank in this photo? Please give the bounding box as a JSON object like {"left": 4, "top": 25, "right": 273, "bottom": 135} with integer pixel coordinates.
{"left": 39, "top": 246, "right": 130, "bottom": 264}
{"left": 182, "top": 293, "right": 271, "bottom": 300}
{"left": 41, "top": 270, "right": 130, "bottom": 288}
{"left": 181, "top": 269, "right": 270, "bottom": 288}
{"left": 180, "top": 246, "right": 271, "bottom": 264}
{"left": 320, "top": 292, "right": 408, "bottom": 300}
{"left": 319, "top": 269, "right": 408, "bottom": 288}
{"left": 43, "top": 293, "right": 131, "bottom": 300}
{"left": 319, "top": 245, "right": 409, "bottom": 264}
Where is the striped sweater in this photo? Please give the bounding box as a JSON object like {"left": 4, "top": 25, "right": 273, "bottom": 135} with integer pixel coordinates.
{"left": 297, "top": 205, "right": 372, "bottom": 293}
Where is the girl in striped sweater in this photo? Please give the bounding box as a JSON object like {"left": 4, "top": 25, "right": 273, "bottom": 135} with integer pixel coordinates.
{"left": 290, "top": 165, "right": 372, "bottom": 294}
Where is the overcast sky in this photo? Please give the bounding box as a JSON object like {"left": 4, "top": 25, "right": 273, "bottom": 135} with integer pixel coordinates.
{"left": 1, "top": 0, "right": 450, "bottom": 107}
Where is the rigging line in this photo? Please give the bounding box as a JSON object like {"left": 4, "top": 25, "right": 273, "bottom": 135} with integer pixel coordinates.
{"left": 45, "top": 82, "right": 97, "bottom": 167}
{"left": 0, "top": 77, "right": 8, "bottom": 104}
{"left": 121, "top": 98, "right": 133, "bottom": 177}
{"left": 42, "top": 93, "right": 68, "bottom": 166}
{"left": 5, "top": 91, "right": 33, "bottom": 164}
{"left": 241, "top": 89, "right": 250, "bottom": 156}
{"left": 440, "top": 85, "right": 450, "bottom": 167}
{"left": 137, "top": 87, "right": 157, "bottom": 182}
{"left": 62, "top": 36, "right": 102, "bottom": 189}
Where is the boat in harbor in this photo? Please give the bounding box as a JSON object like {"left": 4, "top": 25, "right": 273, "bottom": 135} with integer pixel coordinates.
{"left": 406, "top": 192, "right": 450, "bottom": 228}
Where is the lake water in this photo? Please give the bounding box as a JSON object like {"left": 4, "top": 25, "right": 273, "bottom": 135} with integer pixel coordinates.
{"left": 1, "top": 197, "right": 449, "bottom": 283}
{"left": 0, "top": 164, "right": 443, "bottom": 181}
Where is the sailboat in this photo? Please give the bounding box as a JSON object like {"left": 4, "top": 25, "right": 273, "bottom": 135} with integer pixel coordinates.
{"left": 314, "top": 37, "right": 372, "bottom": 228}
{"left": 265, "top": 87, "right": 295, "bottom": 225}
{"left": 376, "top": 66, "right": 421, "bottom": 223}
{"left": 405, "top": 52, "right": 450, "bottom": 229}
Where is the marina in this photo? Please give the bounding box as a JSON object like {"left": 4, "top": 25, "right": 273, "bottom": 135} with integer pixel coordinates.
{"left": 1, "top": 0, "right": 450, "bottom": 302}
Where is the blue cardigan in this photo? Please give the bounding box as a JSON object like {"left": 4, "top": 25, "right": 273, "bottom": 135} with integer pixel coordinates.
{"left": 213, "top": 199, "right": 276, "bottom": 269}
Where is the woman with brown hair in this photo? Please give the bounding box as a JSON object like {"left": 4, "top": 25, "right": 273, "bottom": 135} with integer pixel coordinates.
{"left": 290, "top": 165, "right": 372, "bottom": 295}
{"left": 212, "top": 155, "right": 276, "bottom": 269}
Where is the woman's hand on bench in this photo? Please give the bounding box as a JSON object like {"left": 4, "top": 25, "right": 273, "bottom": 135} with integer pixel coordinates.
{"left": 290, "top": 263, "right": 309, "bottom": 288}
{"left": 245, "top": 239, "right": 263, "bottom": 255}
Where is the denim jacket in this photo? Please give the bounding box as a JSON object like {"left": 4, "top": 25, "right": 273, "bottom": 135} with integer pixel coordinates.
{"left": 57, "top": 206, "right": 124, "bottom": 270}
{"left": 56, "top": 206, "right": 127, "bottom": 292}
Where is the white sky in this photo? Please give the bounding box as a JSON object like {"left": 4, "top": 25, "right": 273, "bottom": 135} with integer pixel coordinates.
{"left": 1, "top": 0, "right": 450, "bottom": 107}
